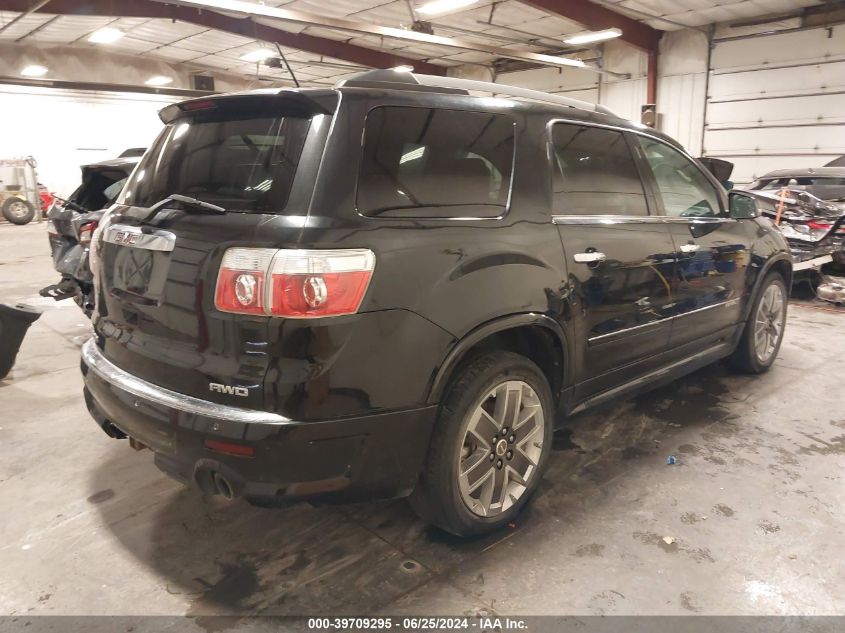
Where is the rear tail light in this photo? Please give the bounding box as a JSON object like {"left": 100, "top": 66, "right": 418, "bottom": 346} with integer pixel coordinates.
{"left": 78, "top": 221, "right": 98, "bottom": 245}
{"left": 215, "top": 248, "right": 375, "bottom": 318}
{"left": 807, "top": 220, "right": 845, "bottom": 235}
{"left": 808, "top": 221, "right": 832, "bottom": 230}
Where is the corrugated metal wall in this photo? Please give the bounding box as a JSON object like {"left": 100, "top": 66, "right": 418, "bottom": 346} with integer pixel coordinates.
{"left": 704, "top": 24, "right": 845, "bottom": 184}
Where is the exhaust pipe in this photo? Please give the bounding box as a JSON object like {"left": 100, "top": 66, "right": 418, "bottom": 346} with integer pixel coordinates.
{"left": 212, "top": 472, "right": 235, "bottom": 500}
{"left": 193, "top": 461, "right": 243, "bottom": 500}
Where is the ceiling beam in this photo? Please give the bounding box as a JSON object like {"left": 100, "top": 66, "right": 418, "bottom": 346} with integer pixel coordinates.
{"left": 0, "top": 0, "right": 447, "bottom": 75}
{"left": 519, "top": 0, "right": 662, "bottom": 52}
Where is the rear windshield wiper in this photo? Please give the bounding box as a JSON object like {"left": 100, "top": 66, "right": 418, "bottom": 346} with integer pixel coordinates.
{"left": 145, "top": 193, "right": 227, "bottom": 220}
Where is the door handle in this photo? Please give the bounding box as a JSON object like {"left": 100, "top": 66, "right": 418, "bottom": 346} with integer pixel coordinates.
{"left": 573, "top": 251, "right": 607, "bottom": 264}
{"left": 680, "top": 243, "right": 700, "bottom": 254}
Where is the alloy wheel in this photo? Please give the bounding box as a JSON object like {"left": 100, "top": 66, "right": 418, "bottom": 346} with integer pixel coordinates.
{"left": 754, "top": 283, "right": 785, "bottom": 364}
{"left": 457, "top": 380, "right": 544, "bottom": 517}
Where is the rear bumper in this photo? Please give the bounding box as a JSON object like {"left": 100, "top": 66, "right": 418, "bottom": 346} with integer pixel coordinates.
{"left": 81, "top": 339, "right": 437, "bottom": 503}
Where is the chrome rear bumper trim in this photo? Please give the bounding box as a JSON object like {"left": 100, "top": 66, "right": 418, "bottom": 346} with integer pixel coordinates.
{"left": 81, "top": 338, "right": 292, "bottom": 425}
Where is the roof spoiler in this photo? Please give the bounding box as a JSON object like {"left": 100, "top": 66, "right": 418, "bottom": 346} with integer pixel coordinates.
{"left": 159, "top": 91, "right": 335, "bottom": 124}
{"left": 336, "top": 70, "right": 617, "bottom": 117}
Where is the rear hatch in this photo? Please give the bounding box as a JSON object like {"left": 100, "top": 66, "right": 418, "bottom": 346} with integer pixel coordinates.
{"left": 48, "top": 159, "right": 136, "bottom": 240}
{"left": 93, "top": 91, "right": 336, "bottom": 411}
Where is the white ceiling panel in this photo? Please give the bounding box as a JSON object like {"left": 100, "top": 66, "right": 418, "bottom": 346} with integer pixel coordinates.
{"left": 0, "top": 13, "right": 55, "bottom": 41}
{"left": 148, "top": 46, "right": 207, "bottom": 62}
{"left": 127, "top": 20, "right": 209, "bottom": 45}
{"left": 604, "top": 0, "right": 821, "bottom": 29}
{"left": 108, "top": 37, "right": 164, "bottom": 54}
{"left": 22, "top": 15, "right": 114, "bottom": 43}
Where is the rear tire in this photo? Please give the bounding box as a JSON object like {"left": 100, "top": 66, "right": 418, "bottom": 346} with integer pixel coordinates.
{"left": 410, "top": 351, "right": 554, "bottom": 536}
{"left": 728, "top": 272, "right": 787, "bottom": 374}
{"left": 2, "top": 198, "right": 35, "bottom": 225}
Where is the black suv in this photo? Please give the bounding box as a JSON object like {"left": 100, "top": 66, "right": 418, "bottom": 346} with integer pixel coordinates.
{"left": 81, "top": 70, "right": 791, "bottom": 536}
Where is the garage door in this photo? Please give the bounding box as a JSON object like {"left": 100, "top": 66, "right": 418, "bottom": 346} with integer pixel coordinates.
{"left": 703, "top": 24, "right": 845, "bottom": 185}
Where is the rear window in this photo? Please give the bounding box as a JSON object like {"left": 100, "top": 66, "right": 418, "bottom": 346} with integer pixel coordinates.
{"left": 71, "top": 169, "right": 129, "bottom": 211}
{"left": 357, "top": 106, "right": 515, "bottom": 218}
{"left": 759, "top": 177, "right": 845, "bottom": 188}
{"left": 756, "top": 177, "right": 845, "bottom": 202}
{"left": 120, "top": 114, "right": 311, "bottom": 213}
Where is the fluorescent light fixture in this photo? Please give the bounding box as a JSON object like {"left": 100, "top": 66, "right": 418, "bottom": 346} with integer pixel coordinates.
{"left": 416, "top": 0, "right": 478, "bottom": 16}
{"left": 240, "top": 49, "right": 276, "bottom": 62}
{"left": 145, "top": 75, "right": 173, "bottom": 86}
{"left": 20, "top": 65, "right": 48, "bottom": 77}
{"left": 532, "top": 53, "right": 586, "bottom": 68}
{"left": 88, "top": 27, "right": 125, "bottom": 44}
{"left": 391, "top": 65, "right": 414, "bottom": 72}
{"left": 563, "top": 28, "right": 622, "bottom": 45}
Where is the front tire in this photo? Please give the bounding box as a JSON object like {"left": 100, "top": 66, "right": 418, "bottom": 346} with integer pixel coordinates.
{"left": 410, "top": 351, "right": 554, "bottom": 536}
{"left": 728, "top": 272, "right": 787, "bottom": 373}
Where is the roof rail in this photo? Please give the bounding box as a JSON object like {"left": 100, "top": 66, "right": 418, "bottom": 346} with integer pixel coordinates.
{"left": 335, "top": 70, "right": 618, "bottom": 117}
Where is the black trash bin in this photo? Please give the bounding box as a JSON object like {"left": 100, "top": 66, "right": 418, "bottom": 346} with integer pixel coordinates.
{"left": 0, "top": 303, "right": 43, "bottom": 379}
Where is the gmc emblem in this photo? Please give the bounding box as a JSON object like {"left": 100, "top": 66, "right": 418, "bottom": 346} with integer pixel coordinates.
{"left": 113, "top": 230, "right": 138, "bottom": 246}
{"left": 209, "top": 383, "right": 249, "bottom": 397}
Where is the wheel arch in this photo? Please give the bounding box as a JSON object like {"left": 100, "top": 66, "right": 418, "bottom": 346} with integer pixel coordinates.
{"left": 743, "top": 253, "right": 792, "bottom": 321}
{"left": 426, "top": 313, "right": 570, "bottom": 407}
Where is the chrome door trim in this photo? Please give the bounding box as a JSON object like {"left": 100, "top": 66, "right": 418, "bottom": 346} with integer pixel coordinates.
{"left": 552, "top": 215, "right": 735, "bottom": 225}
{"left": 587, "top": 298, "right": 741, "bottom": 344}
{"left": 81, "top": 338, "right": 293, "bottom": 425}
{"left": 588, "top": 318, "right": 666, "bottom": 343}
{"left": 103, "top": 224, "right": 176, "bottom": 252}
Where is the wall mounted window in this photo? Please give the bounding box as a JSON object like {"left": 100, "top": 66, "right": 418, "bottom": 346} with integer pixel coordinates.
{"left": 551, "top": 123, "right": 648, "bottom": 216}
{"left": 357, "top": 106, "right": 515, "bottom": 218}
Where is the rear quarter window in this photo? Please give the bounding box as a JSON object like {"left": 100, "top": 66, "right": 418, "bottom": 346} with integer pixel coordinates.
{"left": 357, "top": 106, "right": 515, "bottom": 218}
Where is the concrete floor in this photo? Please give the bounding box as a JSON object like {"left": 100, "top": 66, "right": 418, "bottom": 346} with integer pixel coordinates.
{"left": 1, "top": 222, "right": 844, "bottom": 619}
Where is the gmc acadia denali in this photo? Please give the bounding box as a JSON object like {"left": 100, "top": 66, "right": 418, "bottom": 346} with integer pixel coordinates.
{"left": 81, "top": 71, "right": 791, "bottom": 535}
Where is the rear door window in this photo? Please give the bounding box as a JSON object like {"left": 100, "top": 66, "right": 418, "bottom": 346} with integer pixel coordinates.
{"left": 120, "top": 115, "right": 311, "bottom": 213}
{"left": 357, "top": 106, "right": 515, "bottom": 218}
{"left": 551, "top": 123, "right": 649, "bottom": 216}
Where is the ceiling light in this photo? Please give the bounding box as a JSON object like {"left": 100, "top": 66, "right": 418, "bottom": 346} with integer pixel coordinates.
{"left": 88, "top": 27, "right": 125, "bottom": 44}
{"left": 20, "top": 65, "right": 48, "bottom": 77}
{"left": 391, "top": 65, "right": 414, "bottom": 72}
{"left": 416, "top": 0, "right": 479, "bottom": 16}
{"left": 145, "top": 75, "right": 173, "bottom": 86}
{"left": 240, "top": 49, "right": 276, "bottom": 62}
{"left": 533, "top": 54, "right": 586, "bottom": 68}
{"left": 563, "top": 28, "right": 622, "bottom": 45}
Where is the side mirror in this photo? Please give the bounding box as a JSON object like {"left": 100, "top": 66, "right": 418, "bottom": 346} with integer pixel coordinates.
{"left": 728, "top": 192, "right": 759, "bottom": 219}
